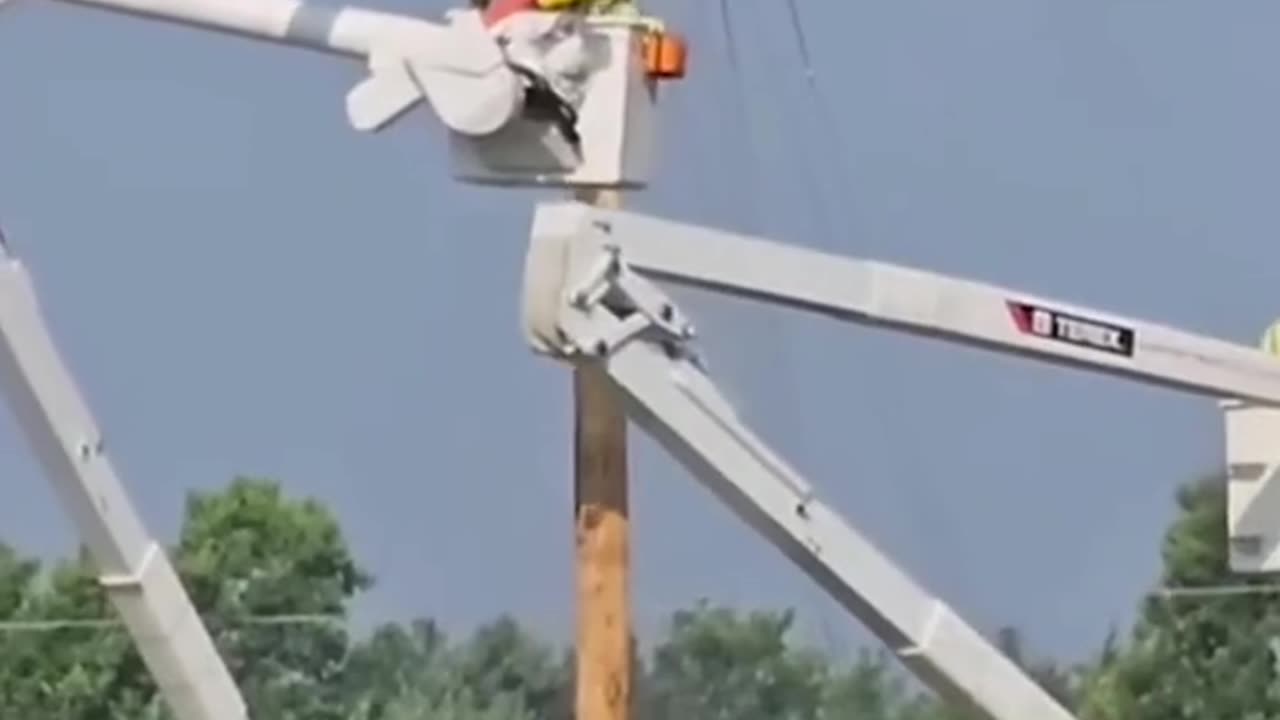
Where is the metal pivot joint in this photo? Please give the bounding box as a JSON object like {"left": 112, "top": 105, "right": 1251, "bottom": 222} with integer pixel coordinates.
{"left": 557, "top": 240, "right": 697, "bottom": 361}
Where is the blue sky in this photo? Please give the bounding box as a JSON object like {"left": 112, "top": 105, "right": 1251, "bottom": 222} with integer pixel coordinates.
{"left": 3, "top": 0, "right": 1280, "bottom": 666}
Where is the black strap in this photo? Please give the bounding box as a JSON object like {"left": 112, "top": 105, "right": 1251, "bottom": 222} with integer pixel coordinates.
{"left": 508, "top": 63, "right": 582, "bottom": 147}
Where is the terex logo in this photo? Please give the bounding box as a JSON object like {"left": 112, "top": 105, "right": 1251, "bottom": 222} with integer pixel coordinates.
{"left": 1007, "top": 301, "right": 1135, "bottom": 357}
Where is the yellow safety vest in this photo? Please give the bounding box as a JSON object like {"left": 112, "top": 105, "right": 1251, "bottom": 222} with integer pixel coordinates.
{"left": 534, "top": 0, "right": 635, "bottom": 13}
{"left": 1263, "top": 320, "right": 1280, "bottom": 358}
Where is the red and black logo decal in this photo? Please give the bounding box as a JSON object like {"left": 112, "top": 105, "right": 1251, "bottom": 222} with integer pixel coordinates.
{"left": 1007, "top": 301, "right": 1135, "bottom": 357}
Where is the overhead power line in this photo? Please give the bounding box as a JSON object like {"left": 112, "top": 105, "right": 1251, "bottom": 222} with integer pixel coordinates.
{"left": 0, "top": 613, "right": 344, "bottom": 633}
{"left": 1154, "top": 584, "right": 1280, "bottom": 599}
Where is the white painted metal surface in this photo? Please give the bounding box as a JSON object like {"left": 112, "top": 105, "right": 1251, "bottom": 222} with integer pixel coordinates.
{"left": 0, "top": 241, "right": 247, "bottom": 720}
{"left": 49, "top": 0, "right": 657, "bottom": 186}
{"left": 53, "top": 0, "right": 523, "bottom": 136}
{"left": 1224, "top": 398, "right": 1280, "bottom": 572}
{"left": 1227, "top": 321, "right": 1280, "bottom": 572}
{"left": 522, "top": 200, "right": 1280, "bottom": 717}
{"left": 526, "top": 202, "right": 1280, "bottom": 407}
{"left": 530, "top": 205, "right": 1280, "bottom": 573}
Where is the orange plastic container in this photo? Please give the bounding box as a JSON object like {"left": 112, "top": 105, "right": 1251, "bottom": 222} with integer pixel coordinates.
{"left": 644, "top": 31, "right": 687, "bottom": 80}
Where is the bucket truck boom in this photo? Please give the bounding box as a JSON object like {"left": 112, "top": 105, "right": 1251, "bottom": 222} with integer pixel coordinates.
{"left": 0, "top": 234, "right": 247, "bottom": 720}
{"left": 46, "top": 0, "right": 663, "bottom": 186}
{"left": 521, "top": 201, "right": 1280, "bottom": 720}
{"left": 56, "top": 0, "right": 523, "bottom": 134}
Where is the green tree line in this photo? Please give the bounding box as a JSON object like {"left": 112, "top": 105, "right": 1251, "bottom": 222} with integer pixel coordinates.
{"left": 0, "top": 474, "right": 1270, "bottom": 718}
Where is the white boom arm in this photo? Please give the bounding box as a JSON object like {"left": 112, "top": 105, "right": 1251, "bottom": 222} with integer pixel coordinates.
{"left": 0, "top": 237, "right": 246, "bottom": 719}
{"left": 40, "top": 0, "right": 661, "bottom": 187}
{"left": 521, "top": 201, "right": 1280, "bottom": 720}
{"left": 48, "top": 0, "right": 534, "bottom": 136}
{"left": 526, "top": 203, "right": 1280, "bottom": 408}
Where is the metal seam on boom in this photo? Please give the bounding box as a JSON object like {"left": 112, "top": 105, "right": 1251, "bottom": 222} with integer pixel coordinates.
{"left": 283, "top": 3, "right": 342, "bottom": 49}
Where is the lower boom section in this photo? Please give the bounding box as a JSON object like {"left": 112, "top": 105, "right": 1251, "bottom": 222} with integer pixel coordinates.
{"left": 0, "top": 250, "right": 247, "bottom": 720}
{"left": 594, "top": 335, "right": 1076, "bottom": 720}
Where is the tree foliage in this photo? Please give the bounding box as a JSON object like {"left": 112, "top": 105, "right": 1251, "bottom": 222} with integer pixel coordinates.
{"left": 644, "top": 602, "right": 829, "bottom": 719}
{"left": 347, "top": 615, "right": 571, "bottom": 720}
{"left": 1079, "top": 475, "right": 1280, "bottom": 720}
{"left": 0, "top": 472, "right": 1262, "bottom": 719}
{"left": 0, "top": 478, "right": 371, "bottom": 719}
{"left": 176, "top": 477, "right": 372, "bottom": 719}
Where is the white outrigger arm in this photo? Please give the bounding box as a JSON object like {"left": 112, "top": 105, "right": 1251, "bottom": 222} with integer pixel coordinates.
{"left": 522, "top": 201, "right": 1280, "bottom": 720}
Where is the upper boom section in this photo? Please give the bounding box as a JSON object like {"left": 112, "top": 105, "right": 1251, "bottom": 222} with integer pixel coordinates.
{"left": 56, "top": 0, "right": 402, "bottom": 56}
{"left": 44, "top": 0, "right": 672, "bottom": 187}
{"left": 54, "top": 0, "right": 524, "bottom": 135}
{"left": 527, "top": 201, "right": 1280, "bottom": 407}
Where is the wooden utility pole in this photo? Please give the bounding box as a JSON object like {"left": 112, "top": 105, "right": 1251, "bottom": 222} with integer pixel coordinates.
{"left": 572, "top": 186, "right": 632, "bottom": 720}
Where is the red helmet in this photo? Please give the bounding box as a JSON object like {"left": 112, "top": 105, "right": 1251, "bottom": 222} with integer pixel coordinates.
{"left": 482, "top": 0, "right": 540, "bottom": 26}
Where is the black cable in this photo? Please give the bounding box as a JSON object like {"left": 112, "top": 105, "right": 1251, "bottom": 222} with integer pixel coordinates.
{"left": 784, "top": 0, "right": 817, "bottom": 88}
